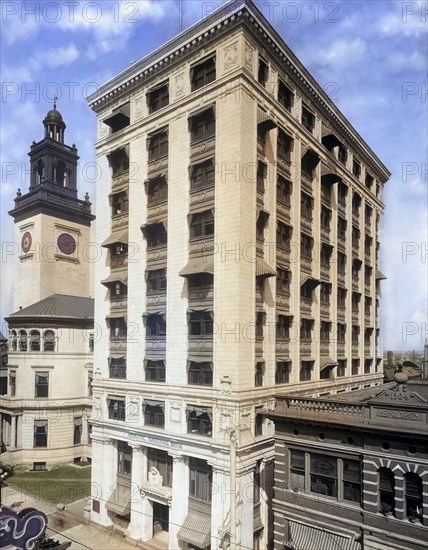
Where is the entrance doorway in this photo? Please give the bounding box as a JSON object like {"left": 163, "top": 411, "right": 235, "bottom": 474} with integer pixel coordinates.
{"left": 153, "top": 502, "right": 169, "bottom": 533}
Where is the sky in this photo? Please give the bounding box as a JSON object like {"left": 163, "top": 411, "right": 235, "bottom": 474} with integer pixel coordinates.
{"left": 0, "top": 0, "right": 427, "bottom": 351}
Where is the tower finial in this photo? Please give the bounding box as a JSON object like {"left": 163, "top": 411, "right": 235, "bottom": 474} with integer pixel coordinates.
{"left": 53, "top": 96, "right": 58, "bottom": 109}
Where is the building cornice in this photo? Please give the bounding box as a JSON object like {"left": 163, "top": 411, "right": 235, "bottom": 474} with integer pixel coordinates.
{"left": 87, "top": 0, "right": 390, "bottom": 182}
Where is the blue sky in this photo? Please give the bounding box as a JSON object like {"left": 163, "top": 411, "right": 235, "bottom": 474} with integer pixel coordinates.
{"left": 1, "top": 0, "right": 427, "bottom": 351}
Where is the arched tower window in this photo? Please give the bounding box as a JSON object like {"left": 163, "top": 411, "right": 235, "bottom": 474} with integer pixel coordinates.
{"left": 379, "top": 467, "right": 395, "bottom": 516}
{"left": 405, "top": 472, "right": 423, "bottom": 523}
{"left": 43, "top": 330, "right": 56, "bottom": 352}
{"left": 55, "top": 161, "right": 66, "bottom": 186}
{"left": 10, "top": 330, "right": 17, "bottom": 351}
{"left": 35, "top": 159, "right": 44, "bottom": 185}
{"left": 30, "top": 330, "right": 41, "bottom": 352}
{"left": 18, "top": 330, "right": 27, "bottom": 352}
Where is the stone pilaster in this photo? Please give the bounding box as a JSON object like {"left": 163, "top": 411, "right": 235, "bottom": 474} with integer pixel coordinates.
{"left": 90, "top": 437, "right": 115, "bottom": 527}
{"left": 168, "top": 453, "right": 188, "bottom": 549}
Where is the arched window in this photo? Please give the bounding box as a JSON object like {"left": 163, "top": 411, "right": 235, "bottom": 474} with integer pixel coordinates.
{"left": 405, "top": 472, "right": 423, "bottom": 523}
{"left": 10, "top": 330, "right": 17, "bottom": 351}
{"left": 43, "top": 330, "right": 55, "bottom": 352}
{"left": 30, "top": 330, "right": 41, "bottom": 352}
{"left": 18, "top": 330, "right": 27, "bottom": 352}
{"left": 55, "top": 161, "right": 66, "bottom": 185}
{"left": 379, "top": 467, "right": 395, "bottom": 516}
{"left": 36, "top": 159, "right": 44, "bottom": 185}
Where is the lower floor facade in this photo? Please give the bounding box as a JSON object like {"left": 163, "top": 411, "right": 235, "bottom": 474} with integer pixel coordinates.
{"left": 0, "top": 401, "right": 92, "bottom": 469}
{"left": 90, "top": 424, "right": 274, "bottom": 550}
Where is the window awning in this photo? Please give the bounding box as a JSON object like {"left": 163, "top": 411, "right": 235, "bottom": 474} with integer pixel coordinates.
{"left": 188, "top": 305, "right": 213, "bottom": 313}
{"left": 256, "top": 258, "right": 276, "bottom": 278}
{"left": 320, "top": 358, "right": 338, "bottom": 371}
{"left": 101, "top": 271, "right": 128, "bottom": 286}
{"left": 321, "top": 162, "right": 341, "bottom": 185}
{"left": 322, "top": 124, "right": 344, "bottom": 149}
{"left": 105, "top": 481, "right": 131, "bottom": 516}
{"left": 143, "top": 399, "right": 165, "bottom": 411}
{"left": 301, "top": 274, "right": 321, "bottom": 287}
{"left": 186, "top": 405, "right": 213, "bottom": 421}
{"left": 104, "top": 103, "right": 130, "bottom": 130}
{"left": 101, "top": 230, "right": 128, "bottom": 248}
{"left": 257, "top": 107, "right": 277, "bottom": 131}
{"left": 187, "top": 356, "right": 213, "bottom": 365}
{"left": 141, "top": 220, "right": 167, "bottom": 234}
{"left": 144, "top": 171, "right": 168, "bottom": 184}
{"left": 189, "top": 104, "right": 215, "bottom": 120}
{"left": 143, "top": 357, "right": 165, "bottom": 365}
{"left": 177, "top": 510, "right": 211, "bottom": 549}
{"left": 375, "top": 269, "right": 387, "bottom": 280}
{"left": 147, "top": 80, "right": 169, "bottom": 93}
{"left": 108, "top": 353, "right": 126, "bottom": 361}
{"left": 106, "top": 313, "right": 127, "bottom": 323}
{"left": 179, "top": 256, "right": 214, "bottom": 277}
{"left": 289, "top": 521, "right": 360, "bottom": 550}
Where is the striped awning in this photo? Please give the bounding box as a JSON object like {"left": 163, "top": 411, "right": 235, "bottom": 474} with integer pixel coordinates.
{"left": 101, "top": 271, "right": 128, "bottom": 286}
{"left": 178, "top": 510, "right": 211, "bottom": 548}
{"left": 101, "top": 230, "right": 128, "bottom": 248}
{"left": 179, "top": 256, "right": 214, "bottom": 277}
{"left": 375, "top": 269, "right": 387, "bottom": 280}
{"left": 289, "top": 521, "right": 360, "bottom": 550}
{"left": 256, "top": 258, "right": 276, "bottom": 278}
{"left": 320, "top": 357, "right": 338, "bottom": 371}
{"left": 105, "top": 481, "right": 131, "bottom": 516}
{"left": 257, "top": 107, "right": 277, "bottom": 131}
{"left": 301, "top": 274, "right": 320, "bottom": 287}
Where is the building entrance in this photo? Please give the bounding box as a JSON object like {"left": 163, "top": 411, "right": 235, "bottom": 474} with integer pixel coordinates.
{"left": 153, "top": 502, "right": 169, "bottom": 533}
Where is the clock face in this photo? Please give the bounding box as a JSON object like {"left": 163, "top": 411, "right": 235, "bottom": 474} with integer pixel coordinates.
{"left": 57, "top": 233, "right": 76, "bottom": 255}
{"left": 21, "top": 232, "right": 32, "bottom": 253}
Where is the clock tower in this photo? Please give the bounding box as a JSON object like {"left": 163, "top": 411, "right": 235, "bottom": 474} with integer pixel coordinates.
{"left": 9, "top": 102, "right": 95, "bottom": 310}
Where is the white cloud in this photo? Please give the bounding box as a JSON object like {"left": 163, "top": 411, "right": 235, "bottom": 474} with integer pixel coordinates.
{"left": 28, "top": 43, "right": 80, "bottom": 71}
{"left": 377, "top": 10, "right": 427, "bottom": 37}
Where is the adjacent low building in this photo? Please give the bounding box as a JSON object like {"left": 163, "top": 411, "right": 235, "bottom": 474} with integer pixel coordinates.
{"left": 266, "top": 378, "right": 428, "bottom": 550}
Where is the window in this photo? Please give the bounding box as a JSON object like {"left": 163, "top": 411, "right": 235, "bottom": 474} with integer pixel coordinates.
{"left": 191, "top": 56, "right": 216, "bottom": 91}
{"left": 187, "top": 407, "right": 212, "bottom": 437}
{"left": 352, "top": 159, "right": 361, "bottom": 178}
{"left": 379, "top": 468, "right": 395, "bottom": 515}
{"left": 337, "top": 359, "right": 346, "bottom": 377}
{"left": 352, "top": 226, "right": 360, "bottom": 248}
{"left": 255, "top": 413, "right": 263, "bottom": 436}
{"left": 9, "top": 372, "right": 16, "bottom": 397}
{"left": 277, "top": 222, "right": 292, "bottom": 251}
{"left": 144, "top": 224, "right": 167, "bottom": 250}
{"left": 365, "top": 173, "right": 374, "bottom": 189}
{"left": 320, "top": 283, "right": 331, "bottom": 305}
{"left": 321, "top": 244, "right": 332, "bottom": 269}
{"left": 364, "top": 359, "right": 372, "bottom": 373}
{"left": 365, "top": 235, "right": 373, "bottom": 256}
{"left": 19, "top": 330, "right": 27, "bottom": 352}
{"left": 108, "top": 148, "right": 129, "bottom": 177}
{"left": 352, "top": 359, "right": 359, "bottom": 375}
{"left": 277, "top": 175, "right": 292, "bottom": 205}
{"left": 111, "top": 191, "right": 129, "bottom": 216}
{"left": 73, "top": 417, "right": 82, "bottom": 445}
{"left": 147, "top": 177, "right": 168, "bottom": 205}
{"left": 342, "top": 459, "right": 361, "bottom": 502}
{"left": 364, "top": 327, "right": 373, "bottom": 345}
{"left": 108, "top": 398, "right": 126, "bottom": 421}
{"left": 321, "top": 181, "right": 331, "bottom": 205}
{"left": 301, "top": 319, "right": 313, "bottom": 340}
{"left": 277, "top": 129, "right": 293, "bottom": 160}
{"left": 189, "top": 312, "right": 213, "bottom": 336}
{"left": 188, "top": 362, "right": 213, "bottom": 386}
{"left": 35, "top": 372, "right": 49, "bottom": 398}
{"left": 87, "top": 372, "right": 93, "bottom": 397}
{"left": 110, "top": 318, "right": 127, "bottom": 339}
{"left": 190, "top": 108, "right": 215, "bottom": 142}
{"left": 337, "top": 323, "right": 346, "bottom": 343}
{"left": 337, "top": 287, "right": 347, "bottom": 307}
{"left": 109, "top": 357, "right": 126, "bottom": 379}
{"left": 301, "top": 192, "right": 313, "bottom": 219}
{"left": 300, "top": 233, "right": 313, "bottom": 260}
{"left": 290, "top": 450, "right": 305, "bottom": 491}
{"left": 301, "top": 150, "right": 318, "bottom": 178}
{"left": 43, "top": 330, "right": 55, "bottom": 352}
{"left": 301, "top": 281, "right": 313, "bottom": 302}
{"left": 30, "top": 330, "right": 40, "bottom": 352}
{"left": 365, "top": 297, "right": 372, "bottom": 317}
{"left": 34, "top": 420, "right": 48, "bottom": 447}
{"left": 311, "top": 454, "right": 337, "bottom": 497}
{"left": 278, "top": 80, "right": 293, "bottom": 111}
{"left": 352, "top": 259, "right": 362, "bottom": 280}
{"left": 118, "top": 441, "right": 132, "bottom": 475}
{"left": 148, "top": 448, "right": 172, "bottom": 487}
{"left": 277, "top": 268, "right": 291, "bottom": 294}
{"left": 144, "top": 401, "right": 165, "bottom": 428}
{"left": 338, "top": 145, "right": 347, "bottom": 164}
{"left": 321, "top": 206, "right": 331, "bottom": 230}
{"left": 146, "top": 314, "right": 166, "bottom": 337}
{"left": 148, "top": 130, "right": 168, "bottom": 161}
{"left": 258, "top": 57, "right": 268, "bottom": 86}
{"left": 255, "top": 363, "right": 264, "bottom": 387}
{"left": 338, "top": 217, "right": 347, "bottom": 240}
{"left": 89, "top": 334, "right": 94, "bottom": 353}
{"left": 147, "top": 82, "right": 169, "bottom": 113}
{"left": 277, "top": 315, "right": 291, "bottom": 339}
{"left": 338, "top": 182, "right": 348, "bottom": 206}
{"left": 320, "top": 322, "right": 331, "bottom": 342}
{"left": 190, "top": 210, "right": 214, "bottom": 238}
{"left": 10, "top": 330, "right": 17, "bottom": 351}
{"left": 300, "top": 361, "right": 313, "bottom": 381}
{"left": 352, "top": 325, "right": 360, "bottom": 344}
{"left": 190, "top": 160, "right": 215, "bottom": 190}
{"left": 189, "top": 457, "right": 212, "bottom": 502}
{"left": 404, "top": 473, "right": 423, "bottom": 523}
{"left": 352, "top": 193, "right": 361, "bottom": 215}
{"left": 301, "top": 105, "right": 315, "bottom": 133}
{"left": 338, "top": 252, "right": 346, "bottom": 275}
{"left": 147, "top": 269, "right": 167, "bottom": 293}
{"left": 145, "top": 360, "right": 166, "bottom": 382}
{"left": 257, "top": 160, "right": 266, "bottom": 192}
{"left": 365, "top": 205, "right": 373, "bottom": 225}
{"left": 365, "top": 265, "right": 372, "bottom": 286}
{"left": 275, "top": 361, "right": 291, "bottom": 384}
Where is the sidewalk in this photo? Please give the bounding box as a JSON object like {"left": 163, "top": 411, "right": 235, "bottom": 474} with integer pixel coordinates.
{"left": 2, "top": 484, "right": 160, "bottom": 550}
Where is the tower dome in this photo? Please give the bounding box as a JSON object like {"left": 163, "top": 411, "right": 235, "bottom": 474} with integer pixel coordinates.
{"left": 43, "top": 99, "right": 66, "bottom": 142}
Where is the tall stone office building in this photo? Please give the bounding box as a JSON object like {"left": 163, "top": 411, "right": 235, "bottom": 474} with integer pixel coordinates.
{"left": 87, "top": 1, "right": 390, "bottom": 548}
{"left": 0, "top": 105, "right": 95, "bottom": 468}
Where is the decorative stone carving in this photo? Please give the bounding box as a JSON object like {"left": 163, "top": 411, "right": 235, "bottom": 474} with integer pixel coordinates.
{"left": 170, "top": 403, "right": 182, "bottom": 423}
{"left": 224, "top": 43, "right": 238, "bottom": 71}
{"left": 98, "top": 121, "right": 108, "bottom": 138}
{"left": 134, "top": 96, "right": 143, "bottom": 119}
{"left": 244, "top": 43, "right": 254, "bottom": 72}
{"left": 175, "top": 73, "right": 184, "bottom": 98}
{"left": 148, "top": 466, "right": 163, "bottom": 487}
